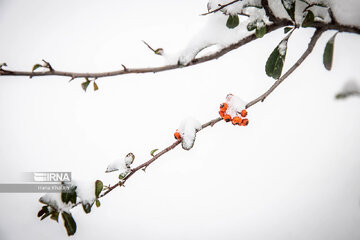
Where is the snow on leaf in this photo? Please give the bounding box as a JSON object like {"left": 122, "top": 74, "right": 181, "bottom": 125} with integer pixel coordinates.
{"left": 281, "top": 0, "right": 296, "bottom": 21}
{"left": 178, "top": 117, "right": 202, "bottom": 151}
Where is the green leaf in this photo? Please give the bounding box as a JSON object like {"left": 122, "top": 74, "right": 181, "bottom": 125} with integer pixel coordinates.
{"left": 82, "top": 203, "right": 92, "bottom": 214}
{"left": 281, "top": 0, "right": 296, "bottom": 21}
{"left": 284, "top": 27, "right": 293, "bottom": 34}
{"left": 302, "top": 10, "right": 314, "bottom": 27}
{"left": 96, "top": 200, "right": 101, "bottom": 208}
{"left": 256, "top": 24, "right": 266, "bottom": 38}
{"left": 150, "top": 148, "right": 159, "bottom": 156}
{"left": 81, "top": 78, "right": 91, "bottom": 92}
{"left": 61, "top": 185, "right": 77, "bottom": 204}
{"left": 61, "top": 212, "right": 77, "bottom": 236}
{"left": 37, "top": 206, "right": 48, "bottom": 218}
{"left": 323, "top": 33, "right": 337, "bottom": 71}
{"left": 32, "top": 64, "right": 42, "bottom": 72}
{"left": 265, "top": 39, "right": 288, "bottom": 80}
{"left": 40, "top": 211, "right": 52, "bottom": 221}
{"left": 93, "top": 81, "right": 99, "bottom": 91}
{"left": 118, "top": 172, "right": 127, "bottom": 180}
{"left": 95, "top": 180, "right": 103, "bottom": 198}
{"left": 247, "top": 21, "right": 257, "bottom": 31}
{"left": 50, "top": 211, "right": 59, "bottom": 222}
{"left": 226, "top": 15, "right": 239, "bottom": 29}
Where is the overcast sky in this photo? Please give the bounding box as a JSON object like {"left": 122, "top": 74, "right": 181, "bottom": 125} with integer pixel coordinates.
{"left": 0, "top": 0, "right": 360, "bottom": 239}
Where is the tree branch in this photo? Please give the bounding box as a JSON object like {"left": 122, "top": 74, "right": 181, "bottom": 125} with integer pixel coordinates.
{"left": 98, "top": 27, "right": 325, "bottom": 200}
{"left": 1, "top": 21, "right": 357, "bottom": 81}
{"left": 246, "top": 28, "right": 325, "bottom": 108}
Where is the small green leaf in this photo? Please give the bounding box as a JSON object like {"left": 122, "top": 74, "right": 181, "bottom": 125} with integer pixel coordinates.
{"left": 247, "top": 21, "right": 257, "bottom": 31}
{"left": 118, "top": 172, "right": 127, "bottom": 180}
{"left": 37, "top": 206, "right": 48, "bottom": 218}
{"left": 284, "top": 27, "right": 293, "bottom": 34}
{"left": 226, "top": 15, "right": 239, "bottom": 29}
{"left": 256, "top": 24, "right": 266, "bottom": 38}
{"left": 40, "top": 211, "right": 52, "bottom": 221}
{"left": 323, "top": 33, "right": 337, "bottom": 71}
{"left": 150, "top": 149, "right": 159, "bottom": 156}
{"left": 81, "top": 78, "right": 91, "bottom": 92}
{"left": 61, "top": 212, "right": 77, "bottom": 236}
{"left": 50, "top": 211, "right": 59, "bottom": 222}
{"left": 265, "top": 39, "right": 288, "bottom": 79}
{"left": 96, "top": 200, "right": 101, "bottom": 208}
{"left": 61, "top": 185, "right": 77, "bottom": 204}
{"left": 32, "top": 64, "right": 42, "bottom": 72}
{"left": 302, "top": 10, "right": 314, "bottom": 27}
{"left": 281, "top": 0, "right": 296, "bottom": 21}
{"left": 93, "top": 81, "right": 99, "bottom": 91}
{"left": 95, "top": 180, "right": 103, "bottom": 198}
{"left": 82, "top": 203, "right": 92, "bottom": 214}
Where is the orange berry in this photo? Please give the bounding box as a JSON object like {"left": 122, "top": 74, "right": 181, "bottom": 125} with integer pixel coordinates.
{"left": 219, "top": 110, "right": 225, "bottom": 118}
{"left": 232, "top": 116, "right": 242, "bottom": 125}
{"left": 240, "top": 109, "right": 247, "bottom": 117}
{"left": 223, "top": 114, "right": 232, "bottom": 122}
{"left": 174, "top": 131, "right": 181, "bottom": 140}
{"left": 219, "top": 103, "right": 228, "bottom": 112}
{"left": 241, "top": 118, "right": 249, "bottom": 126}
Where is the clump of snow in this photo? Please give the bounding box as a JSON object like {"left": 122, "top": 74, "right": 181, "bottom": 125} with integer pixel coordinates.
{"left": 177, "top": 0, "right": 267, "bottom": 65}
{"left": 72, "top": 180, "right": 96, "bottom": 205}
{"left": 278, "top": 39, "right": 288, "bottom": 56}
{"left": 225, "top": 93, "right": 247, "bottom": 118}
{"left": 39, "top": 192, "right": 73, "bottom": 213}
{"left": 177, "top": 117, "right": 202, "bottom": 150}
{"left": 105, "top": 153, "right": 134, "bottom": 174}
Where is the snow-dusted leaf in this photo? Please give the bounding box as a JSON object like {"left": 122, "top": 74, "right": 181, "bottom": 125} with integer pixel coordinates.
{"left": 150, "top": 148, "right": 158, "bottom": 156}
{"left": 32, "top": 64, "right": 42, "bottom": 72}
{"left": 265, "top": 38, "right": 288, "bottom": 79}
{"left": 323, "top": 33, "right": 337, "bottom": 71}
{"left": 248, "top": 20, "right": 266, "bottom": 38}
{"left": 61, "top": 212, "right": 77, "bottom": 236}
{"left": 50, "top": 211, "right": 59, "bottom": 222}
{"left": 226, "top": 15, "right": 239, "bottom": 29}
{"left": 93, "top": 81, "right": 99, "bottom": 91}
{"left": 95, "top": 200, "right": 101, "bottom": 208}
{"left": 95, "top": 180, "right": 103, "bottom": 198}
{"left": 281, "top": 0, "right": 296, "bottom": 21}
{"left": 256, "top": 24, "right": 266, "bottom": 38}
{"left": 118, "top": 172, "right": 127, "bottom": 179}
{"left": 81, "top": 78, "right": 90, "bottom": 92}
{"left": 302, "top": 10, "right": 314, "bottom": 27}
{"left": 82, "top": 203, "right": 92, "bottom": 214}
{"left": 61, "top": 185, "right": 77, "bottom": 204}
{"left": 247, "top": 21, "right": 257, "bottom": 31}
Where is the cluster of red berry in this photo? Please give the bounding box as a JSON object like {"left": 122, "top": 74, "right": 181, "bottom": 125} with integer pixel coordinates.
{"left": 219, "top": 103, "right": 249, "bottom": 126}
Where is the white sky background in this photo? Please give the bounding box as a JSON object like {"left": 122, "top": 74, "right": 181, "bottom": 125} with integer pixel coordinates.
{"left": 0, "top": 0, "right": 360, "bottom": 239}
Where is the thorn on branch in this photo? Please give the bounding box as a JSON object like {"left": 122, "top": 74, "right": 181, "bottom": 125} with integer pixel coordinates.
{"left": 42, "top": 59, "right": 54, "bottom": 72}
{"left": 121, "top": 64, "right": 127, "bottom": 71}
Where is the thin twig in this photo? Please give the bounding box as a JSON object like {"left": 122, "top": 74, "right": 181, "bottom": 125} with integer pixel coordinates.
{"left": 246, "top": 28, "right": 325, "bottom": 108}
{"left": 100, "top": 117, "right": 222, "bottom": 198}
{"left": 201, "top": 0, "right": 242, "bottom": 16}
